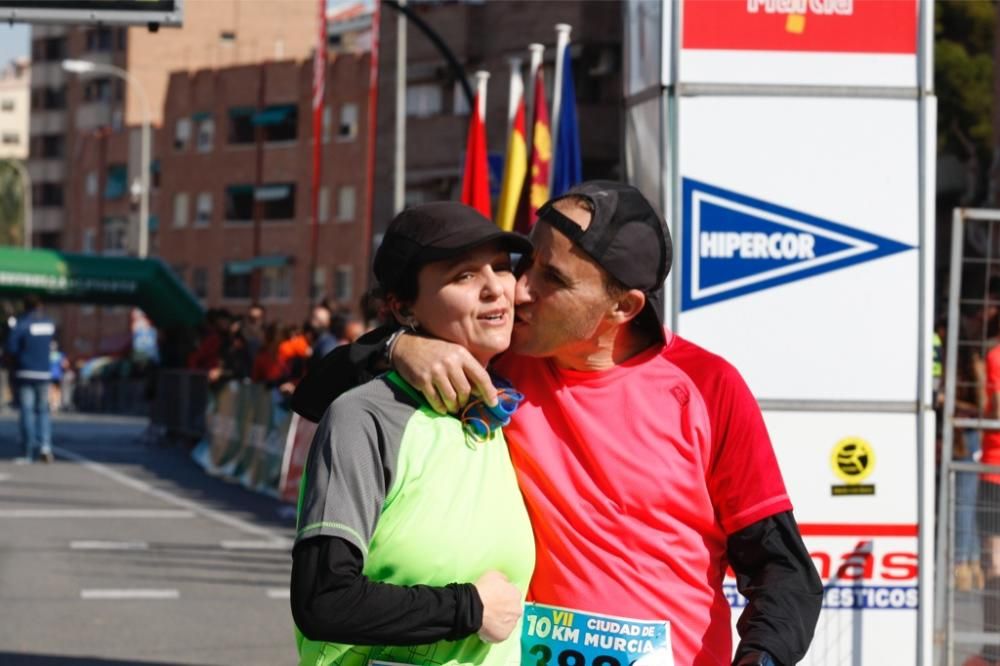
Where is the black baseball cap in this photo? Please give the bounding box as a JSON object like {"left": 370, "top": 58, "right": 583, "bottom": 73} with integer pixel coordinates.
{"left": 536, "top": 181, "right": 672, "bottom": 341}
{"left": 374, "top": 202, "right": 533, "bottom": 293}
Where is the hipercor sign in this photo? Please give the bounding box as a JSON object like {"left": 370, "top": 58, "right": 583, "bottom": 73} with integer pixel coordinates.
{"left": 682, "top": 0, "right": 917, "bottom": 54}
{"left": 681, "top": 178, "right": 913, "bottom": 311}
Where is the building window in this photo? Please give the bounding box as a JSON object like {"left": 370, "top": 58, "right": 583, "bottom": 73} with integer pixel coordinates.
{"left": 83, "top": 78, "right": 114, "bottom": 103}
{"left": 406, "top": 84, "right": 442, "bottom": 118}
{"left": 173, "top": 192, "right": 189, "bottom": 228}
{"left": 318, "top": 186, "right": 330, "bottom": 223}
{"left": 453, "top": 81, "right": 470, "bottom": 116}
{"left": 259, "top": 104, "right": 297, "bottom": 142}
{"left": 117, "top": 28, "right": 127, "bottom": 50}
{"left": 222, "top": 267, "right": 252, "bottom": 300}
{"left": 41, "top": 134, "right": 64, "bottom": 159}
{"left": 102, "top": 217, "right": 128, "bottom": 254}
{"left": 1, "top": 98, "right": 13, "bottom": 112}
{"left": 196, "top": 116, "right": 214, "bottom": 152}
{"left": 257, "top": 183, "right": 296, "bottom": 219}
{"left": 228, "top": 107, "right": 255, "bottom": 144}
{"left": 174, "top": 117, "right": 191, "bottom": 150}
{"left": 338, "top": 103, "right": 358, "bottom": 140}
{"left": 337, "top": 186, "right": 356, "bottom": 222}
{"left": 42, "top": 87, "right": 66, "bottom": 110}
{"left": 34, "top": 183, "right": 63, "bottom": 207}
{"left": 322, "top": 105, "right": 332, "bottom": 143}
{"left": 33, "top": 37, "right": 66, "bottom": 62}
{"left": 1, "top": 132, "right": 18, "bottom": 145}
{"left": 104, "top": 164, "right": 127, "bottom": 199}
{"left": 225, "top": 183, "right": 296, "bottom": 221}
{"left": 85, "top": 171, "right": 98, "bottom": 197}
{"left": 195, "top": 192, "right": 212, "bottom": 227}
{"left": 260, "top": 265, "right": 292, "bottom": 301}
{"left": 82, "top": 229, "right": 95, "bottom": 254}
{"left": 85, "top": 27, "right": 114, "bottom": 52}
{"left": 334, "top": 265, "right": 353, "bottom": 302}
{"left": 192, "top": 267, "right": 208, "bottom": 299}
{"left": 224, "top": 185, "right": 253, "bottom": 221}
{"left": 311, "top": 266, "right": 326, "bottom": 300}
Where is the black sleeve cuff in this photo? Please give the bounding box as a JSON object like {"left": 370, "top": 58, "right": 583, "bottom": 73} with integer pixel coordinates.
{"left": 445, "top": 583, "right": 483, "bottom": 640}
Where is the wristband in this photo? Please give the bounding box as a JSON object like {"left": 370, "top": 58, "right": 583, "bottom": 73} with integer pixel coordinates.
{"left": 383, "top": 328, "right": 407, "bottom": 367}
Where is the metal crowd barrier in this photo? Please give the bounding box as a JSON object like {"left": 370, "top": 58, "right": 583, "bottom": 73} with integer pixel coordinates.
{"left": 149, "top": 369, "right": 210, "bottom": 444}
{"left": 74, "top": 377, "right": 149, "bottom": 416}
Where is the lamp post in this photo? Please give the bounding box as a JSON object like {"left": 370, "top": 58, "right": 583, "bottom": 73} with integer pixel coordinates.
{"left": 62, "top": 58, "right": 151, "bottom": 258}
{"left": 5, "top": 159, "right": 32, "bottom": 248}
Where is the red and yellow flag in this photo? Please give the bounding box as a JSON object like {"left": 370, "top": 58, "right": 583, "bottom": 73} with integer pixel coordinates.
{"left": 514, "top": 71, "right": 550, "bottom": 234}
{"left": 496, "top": 82, "right": 526, "bottom": 231}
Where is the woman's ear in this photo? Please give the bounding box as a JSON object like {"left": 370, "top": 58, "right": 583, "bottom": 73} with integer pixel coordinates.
{"left": 387, "top": 295, "right": 418, "bottom": 329}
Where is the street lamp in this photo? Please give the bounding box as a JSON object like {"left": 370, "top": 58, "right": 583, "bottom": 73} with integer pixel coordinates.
{"left": 62, "top": 58, "right": 151, "bottom": 258}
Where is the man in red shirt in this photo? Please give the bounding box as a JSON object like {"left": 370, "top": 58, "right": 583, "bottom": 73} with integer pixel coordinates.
{"left": 294, "top": 182, "right": 822, "bottom": 665}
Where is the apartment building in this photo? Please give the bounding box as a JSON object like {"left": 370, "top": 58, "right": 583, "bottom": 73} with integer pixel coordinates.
{"left": 155, "top": 51, "right": 373, "bottom": 329}
{"left": 0, "top": 57, "right": 30, "bottom": 159}
{"left": 27, "top": 1, "right": 316, "bottom": 355}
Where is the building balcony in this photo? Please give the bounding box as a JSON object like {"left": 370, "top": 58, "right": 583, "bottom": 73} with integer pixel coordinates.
{"left": 75, "top": 102, "right": 114, "bottom": 132}
{"left": 29, "top": 62, "right": 66, "bottom": 89}
{"left": 27, "top": 159, "right": 65, "bottom": 183}
{"left": 29, "top": 110, "right": 66, "bottom": 136}
{"left": 32, "top": 207, "right": 64, "bottom": 234}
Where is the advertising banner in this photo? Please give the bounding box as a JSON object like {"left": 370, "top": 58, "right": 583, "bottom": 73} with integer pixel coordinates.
{"left": 279, "top": 413, "right": 318, "bottom": 504}
{"left": 191, "top": 383, "right": 296, "bottom": 497}
{"left": 676, "top": 95, "right": 920, "bottom": 403}
{"left": 679, "top": 0, "right": 919, "bottom": 87}
{"left": 734, "top": 410, "right": 921, "bottom": 664}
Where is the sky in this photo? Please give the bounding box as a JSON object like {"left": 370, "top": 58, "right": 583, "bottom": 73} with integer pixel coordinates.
{"left": 0, "top": 24, "right": 29, "bottom": 65}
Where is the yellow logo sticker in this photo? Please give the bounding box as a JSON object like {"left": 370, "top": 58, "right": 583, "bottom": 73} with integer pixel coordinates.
{"left": 831, "top": 436, "right": 875, "bottom": 484}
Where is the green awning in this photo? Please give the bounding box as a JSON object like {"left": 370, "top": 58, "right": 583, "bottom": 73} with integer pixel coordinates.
{"left": 252, "top": 105, "right": 295, "bottom": 126}
{"left": 225, "top": 255, "right": 291, "bottom": 275}
{"left": 0, "top": 247, "right": 203, "bottom": 329}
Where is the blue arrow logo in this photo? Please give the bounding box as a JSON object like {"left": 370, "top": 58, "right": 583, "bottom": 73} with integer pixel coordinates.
{"left": 681, "top": 178, "right": 914, "bottom": 311}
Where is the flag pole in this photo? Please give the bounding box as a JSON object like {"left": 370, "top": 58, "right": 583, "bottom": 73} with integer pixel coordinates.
{"left": 475, "top": 69, "right": 489, "bottom": 118}
{"left": 550, "top": 23, "right": 571, "bottom": 191}
{"left": 506, "top": 56, "right": 522, "bottom": 135}
{"left": 309, "top": 0, "right": 327, "bottom": 301}
{"left": 394, "top": 0, "right": 407, "bottom": 215}
{"left": 525, "top": 43, "right": 544, "bottom": 152}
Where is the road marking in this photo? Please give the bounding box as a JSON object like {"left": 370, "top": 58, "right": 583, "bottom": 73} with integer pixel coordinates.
{"left": 0, "top": 473, "right": 10, "bottom": 482}
{"left": 53, "top": 446, "right": 289, "bottom": 545}
{"left": 71, "top": 540, "right": 149, "bottom": 550}
{"left": 266, "top": 588, "right": 290, "bottom": 599}
{"left": 221, "top": 540, "right": 292, "bottom": 551}
{"left": 81, "top": 589, "right": 179, "bottom": 600}
{"left": 0, "top": 509, "right": 193, "bottom": 519}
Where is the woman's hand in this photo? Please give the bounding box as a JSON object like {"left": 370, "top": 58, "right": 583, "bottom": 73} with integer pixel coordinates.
{"left": 473, "top": 570, "right": 523, "bottom": 643}
{"left": 393, "top": 333, "right": 499, "bottom": 414}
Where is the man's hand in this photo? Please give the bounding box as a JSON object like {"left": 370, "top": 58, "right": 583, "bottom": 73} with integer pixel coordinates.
{"left": 393, "top": 333, "right": 498, "bottom": 414}
{"left": 473, "top": 571, "right": 522, "bottom": 643}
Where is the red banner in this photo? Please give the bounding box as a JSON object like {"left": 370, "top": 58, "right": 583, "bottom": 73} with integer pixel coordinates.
{"left": 683, "top": 0, "right": 917, "bottom": 55}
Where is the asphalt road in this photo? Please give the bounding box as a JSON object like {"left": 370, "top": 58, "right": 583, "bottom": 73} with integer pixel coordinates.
{"left": 0, "top": 410, "right": 299, "bottom": 665}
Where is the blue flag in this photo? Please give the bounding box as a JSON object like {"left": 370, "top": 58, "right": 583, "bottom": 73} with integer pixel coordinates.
{"left": 551, "top": 44, "right": 582, "bottom": 198}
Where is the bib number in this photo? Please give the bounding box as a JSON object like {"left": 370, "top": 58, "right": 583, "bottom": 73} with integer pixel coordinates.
{"left": 521, "top": 604, "right": 673, "bottom": 666}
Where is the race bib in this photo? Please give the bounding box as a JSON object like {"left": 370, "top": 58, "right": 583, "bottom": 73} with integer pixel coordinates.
{"left": 521, "top": 603, "right": 673, "bottom": 666}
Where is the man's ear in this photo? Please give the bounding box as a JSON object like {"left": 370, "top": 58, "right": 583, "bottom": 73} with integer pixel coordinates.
{"left": 609, "top": 289, "right": 646, "bottom": 326}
